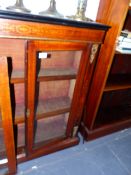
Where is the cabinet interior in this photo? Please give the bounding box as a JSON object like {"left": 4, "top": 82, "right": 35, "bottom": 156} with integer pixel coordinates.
{"left": 94, "top": 89, "right": 131, "bottom": 128}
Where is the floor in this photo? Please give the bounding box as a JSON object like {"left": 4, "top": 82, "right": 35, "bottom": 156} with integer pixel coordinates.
{"left": 2, "top": 128, "right": 131, "bottom": 175}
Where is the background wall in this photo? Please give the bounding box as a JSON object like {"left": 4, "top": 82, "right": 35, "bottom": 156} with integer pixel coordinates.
{"left": 0, "top": 0, "right": 100, "bottom": 20}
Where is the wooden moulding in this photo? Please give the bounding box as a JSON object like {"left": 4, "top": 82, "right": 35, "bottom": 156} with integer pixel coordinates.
{"left": 0, "top": 18, "right": 106, "bottom": 43}
{"left": 17, "top": 136, "right": 79, "bottom": 164}
{"left": 1, "top": 137, "right": 79, "bottom": 169}
{"left": 80, "top": 119, "right": 131, "bottom": 141}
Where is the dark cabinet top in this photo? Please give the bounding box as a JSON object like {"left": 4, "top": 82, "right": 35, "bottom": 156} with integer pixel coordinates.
{"left": 0, "top": 10, "right": 110, "bottom": 31}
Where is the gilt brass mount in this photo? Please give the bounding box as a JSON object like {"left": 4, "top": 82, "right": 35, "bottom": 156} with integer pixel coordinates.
{"left": 90, "top": 44, "right": 99, "bottom": 64}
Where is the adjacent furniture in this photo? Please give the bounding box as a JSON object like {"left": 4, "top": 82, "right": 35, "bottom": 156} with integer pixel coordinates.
{"left": 80, "top": 0, "right": 131, "bottom": 140}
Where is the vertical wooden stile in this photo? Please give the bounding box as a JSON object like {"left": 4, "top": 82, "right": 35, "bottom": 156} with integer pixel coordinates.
{"left": 0, "top": 57, "right": 16, "bottom": 174}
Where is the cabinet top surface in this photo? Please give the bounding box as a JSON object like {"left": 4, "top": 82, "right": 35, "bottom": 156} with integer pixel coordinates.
{"left": 0, "top": 10, "right": 110, "bottom": 31}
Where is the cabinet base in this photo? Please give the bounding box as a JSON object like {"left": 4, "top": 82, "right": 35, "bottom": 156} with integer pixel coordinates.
{"left": 17, "top": 136, "right": 79, "bottom": 164}
{"left": 0, "top": 136, "right": 79, "bottom": 173}
{"left": 80, "top": 120, "right": 131, "bottom": 141}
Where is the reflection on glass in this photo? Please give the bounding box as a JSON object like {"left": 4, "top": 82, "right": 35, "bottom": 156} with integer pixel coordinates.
{"left": 0, "top": 110, "right": 8, "bottom": 173}
{"left": 14, "top": 83, "right": 25, "bottom": 123}
{"left": 34, "top": 113, "right": 69, "bottom": 145}
{"left": 33, "top": 50, "right": 82, "bottom": 148}
{"left": 17, "top": 124, "right": 25, "bottom": 148}
{"left": 37, "top": 50, "right": 81, "bottom": 77}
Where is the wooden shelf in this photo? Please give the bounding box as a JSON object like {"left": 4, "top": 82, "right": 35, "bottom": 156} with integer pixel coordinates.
{"left": 36, "top": 96, "right": 71, "bottom": 119}
{"left": 34, "top": 115, "right": 67, "bottom": 145}
{"left": 10, "top": 68, "right": 77, "bottom": 84}
{"left": 11, "top": 70, "right": 25, "bottom": 84}
{"left": 0, "top": 104, "right": 25, "bottom": 126}
{"left": 0, "top": 124, "right": 25, "bottom": 155}
{"left": 0, "top": 96, "right": 71, "bottom": 126}
{"left": 104, "top": 74, "right": 131, "bottom": 91}
{"left": 38, "top": 68, "right": 77, "bottom": 81}
{"left": 15, "top": 104, "right": 25, "bottom": 124}
{"left": 16, "top": 115, "right": 67, "bottom": 149}
{"left": 95, "top": 105, "right": 131, "bottom": 127}
{"left": 1, "top": 110, "right": 70, "bottom": 155}
{"left": 82, "top": 118, "right": 131, "bottom": 141}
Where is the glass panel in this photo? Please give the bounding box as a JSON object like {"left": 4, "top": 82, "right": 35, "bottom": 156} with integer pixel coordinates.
{"left": 33, "top": 79, "right": 75, "bottom": 147}
{"left": 14, "top": 84, "right": 25, "bottom": 124}
{"left": 33, "top": 50, "right": 82, "bottom": 148}
{"left": 36, "top": 79, "right": 75, "bottom": 117}
{"left": 14, "top": 123, "right": 26, "bottom": 160}
{"left": 37, "top": 50, "right": 81, "bottom": 78}
{"left": 0, "top": 109, "right": 8, "bottom": 174}
{"left": 34, "top": 113, "right": 69, "bottom": 146}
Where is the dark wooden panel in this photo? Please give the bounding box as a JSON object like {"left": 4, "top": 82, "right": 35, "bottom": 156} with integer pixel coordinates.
{"left": 95, "top": 90, "right": 131, "bottom": 127}
{"left": 110, "top": 54, "right": 131, "bottom": 74}
{"left": 123, "top": 10, "right": 131, "bottom": 30}
{"left": 105, "top": 74, "right": 131, "bottom": 91}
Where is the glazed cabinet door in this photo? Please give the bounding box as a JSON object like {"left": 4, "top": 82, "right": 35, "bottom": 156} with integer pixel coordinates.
{"left": 26, "top": 40, "right": 99, "bottom": 156}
